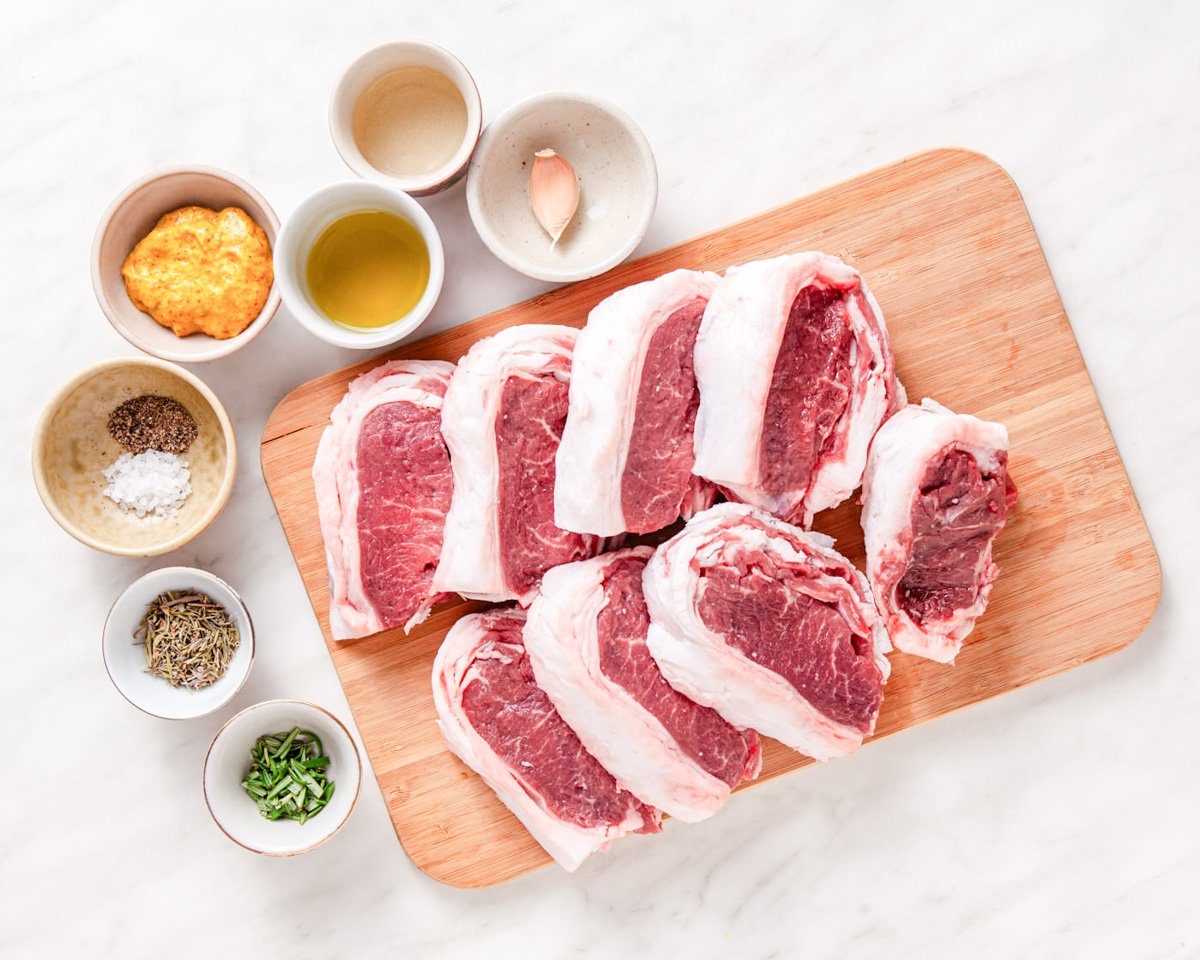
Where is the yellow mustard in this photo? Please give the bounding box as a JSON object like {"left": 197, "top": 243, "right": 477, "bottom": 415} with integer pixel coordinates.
{"left": 121, "top": 205, "right": 273, "bottom": 339}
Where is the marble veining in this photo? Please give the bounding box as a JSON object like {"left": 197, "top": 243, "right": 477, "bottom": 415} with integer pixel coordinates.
{"left": 1, "top": 1, "right": 1197, "bottom": 957}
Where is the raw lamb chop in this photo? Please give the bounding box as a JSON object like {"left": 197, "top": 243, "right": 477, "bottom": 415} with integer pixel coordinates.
{"left": 860, "top": 398, "right": 1018, "bottom": 664}
{"left": 432, "top": 607, "right": 660, "bottom": 872}
{"left": 554, "top": 270, "right": 719, "bottom": 536}
{"left": 524, "top": 546, "right": 761, "bottom": 823}
{"left": 642, "top": 502, "right": 890, "bottom": 761}
{"left": 692, "top": 252, "right": 904, "bottom": 527}
{"left": 313, "top": 359, "right": 455, "bottom": 639}
{"left": 433, "top": 324, "right": 605, "bottom": 604}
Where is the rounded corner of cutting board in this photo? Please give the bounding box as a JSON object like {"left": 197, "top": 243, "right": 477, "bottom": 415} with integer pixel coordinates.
{"left": 917, "top": 144, "right": 1010, "bottom": 174}
{"left": 403, "top": 845, "right": 489, "bottom": 889}
{"left": 911, "top": 146, "right": 1027, "bottom": 204}
{"left": 402, "top": 830, "right": 552, "bottom": 889}
{"left": 1117, "top": 540, "right": 1164, "bottom": 652}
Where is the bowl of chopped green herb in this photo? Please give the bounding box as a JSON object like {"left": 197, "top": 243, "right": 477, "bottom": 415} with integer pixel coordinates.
{"left": 203, "top": 699, "right": 362, "bottom": 855}
{"left": 102, "top": 566, "right": 254, "bottom": 719}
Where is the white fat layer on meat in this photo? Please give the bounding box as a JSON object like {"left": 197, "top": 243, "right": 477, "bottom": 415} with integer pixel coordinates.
{"left": 431, "top": 608, "right": 648, "bottom": 872}
{"left": 860, "top": 398, "right": 1010, "bottom": 664}
{"left": 642, "top": 502, "right": 889, "bottom": 762}
{"left": 524, "top": 546, "right": 751, "bottom": 823}
{"left": 433, "top": 324, "right": 579, "bottom": 604}
{"left": 692, "top": 252, "right": 903, "bottom": 527}
{"left": 554, "top": 270, "right": 720, "bottom": 537}
{"left": 312, "top": 359, "right": 455, "bottom": 640}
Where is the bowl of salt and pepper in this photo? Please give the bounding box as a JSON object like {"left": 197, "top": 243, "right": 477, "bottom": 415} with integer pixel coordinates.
{"left": 32, "top": 356, "right": 236, "bottom": 557}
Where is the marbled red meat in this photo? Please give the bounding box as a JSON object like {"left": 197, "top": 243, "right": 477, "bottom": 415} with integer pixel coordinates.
{"left": 861, "top": 399, "right": 1018, "bottom": 664}
{"left": 642, "top": 503, "right": 890, "bottom": 761}
{"left": 432, "top": 607, "right": 658, "bottom": 872}
{"left": 355, "top": 402, "right": 453, "bottom": 627}
{"left": 435, "top": 325, "right": 605, "bottom": 604}
{"left": 693, "top": 252, "right": 903, "bottom": 527}
{"left": 898, "top": 449, "right": 1016, "bottom": 624}
{"left": 555, "top": 270, "right": 719, "bottom": 537}
{"left": 758, "top": 285, "right": 855, "bottom": 501}
{"left": 524, "top": 547, "right": 760, "bottom": 823}
{"left": 618, "top": 299, "right": 709, "bottom": 532}
{"left": 313, "top": 360, "right": 455, "bottom": 639}
{"left": 494, "top": 373, "right": 596, "bottom": 600}
{"left": 597, "top": 555, "right": 758, "bottom": 786}
{"left": 460, "top": 623, "right": 653, "bottom": 829}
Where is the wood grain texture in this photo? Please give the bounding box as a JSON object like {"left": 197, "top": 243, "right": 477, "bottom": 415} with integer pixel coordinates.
{"left": 260, "top": 148, "right": 1160, "bottom": 888}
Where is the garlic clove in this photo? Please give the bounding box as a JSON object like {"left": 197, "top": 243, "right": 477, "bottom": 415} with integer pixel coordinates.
{"left": 529, "top": 148, "right": 580, "bottom": 246}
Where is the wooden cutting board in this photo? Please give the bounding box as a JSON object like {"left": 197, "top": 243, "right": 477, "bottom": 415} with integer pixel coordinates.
{"left": 261, "top": 148, "right": 1160, "bottom": 888}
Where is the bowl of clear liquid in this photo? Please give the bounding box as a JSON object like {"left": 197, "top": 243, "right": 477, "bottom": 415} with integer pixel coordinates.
{"left": 330, "top": 40, "right": 483, "bottom": 197}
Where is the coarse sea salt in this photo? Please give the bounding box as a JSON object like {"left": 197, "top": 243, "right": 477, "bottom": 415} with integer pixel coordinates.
{"left": 102, "top": 450, "right": 192, "bottom": 518}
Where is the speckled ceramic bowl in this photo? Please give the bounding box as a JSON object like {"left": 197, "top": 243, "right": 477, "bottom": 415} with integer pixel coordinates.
{"left": 466, "top": 92, "right": 658, "bottom": 282}
{"left": 92, "top": 166, "right": 280, "bottom": 363}
{"left": 32, "top": 357, "right": 236, "bottom": 556}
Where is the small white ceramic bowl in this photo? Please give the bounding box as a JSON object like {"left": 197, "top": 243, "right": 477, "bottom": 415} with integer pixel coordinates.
{"left": 103, "top": 566, "right": 254, "bottom": 719}
{"left": 274, "top": 180, "right": 445, "bottom": 349}
{"left": 467, "top": 92, "right": 658, "bottom": 283}
{"left": 204, "top": 699, "right": 362, "bottom": 856}
{"left": 330, "top": 40, "right": 483, "bottom": 196}
{"left": 92, "top": 166, "right": 281, "bottom": 363}
{"left": 33, "top": 357, "right": 237, "bottom": 557}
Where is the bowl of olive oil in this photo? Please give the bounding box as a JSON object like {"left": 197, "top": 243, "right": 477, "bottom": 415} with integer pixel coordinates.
{"left": 274, "top": 181, "right": 444, "bottom": 348}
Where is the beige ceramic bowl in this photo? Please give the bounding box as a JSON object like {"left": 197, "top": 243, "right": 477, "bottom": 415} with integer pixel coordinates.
{"left": 467, "top": 92, "right": 658, "bottom": 282}
{"left": 92, "top": 166, "right": 281, "bottom": 363}
{"left": 32, "top": 357, "right": 237, "bottom": 556}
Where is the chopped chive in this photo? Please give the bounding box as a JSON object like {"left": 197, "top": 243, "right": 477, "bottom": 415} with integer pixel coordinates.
{"left": 275, "top": 727, "right": 300, "bottom": 758}
{"left": 241, "top": 729, "right": 334, "bottom": 823}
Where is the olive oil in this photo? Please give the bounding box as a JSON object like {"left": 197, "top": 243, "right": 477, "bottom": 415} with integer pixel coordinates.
{"left": 306, "top": 210, "right": 429, "bottom": 330}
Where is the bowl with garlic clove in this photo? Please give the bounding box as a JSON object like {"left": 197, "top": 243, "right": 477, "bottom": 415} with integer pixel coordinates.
{"left": 466, "top": 92, "right": 657, "bottom": 283}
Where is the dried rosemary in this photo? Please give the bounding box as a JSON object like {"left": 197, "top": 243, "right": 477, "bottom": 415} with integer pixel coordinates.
{"left": 241, "top": 728, "right": 335, "bottom": 823}
{"left": 134, "top": 589, "right": 240, "bottom": 689}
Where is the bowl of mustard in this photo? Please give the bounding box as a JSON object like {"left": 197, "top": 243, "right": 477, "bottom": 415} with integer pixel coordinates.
{"left": 92, "top": 166, "right": 281, "bottom": 363}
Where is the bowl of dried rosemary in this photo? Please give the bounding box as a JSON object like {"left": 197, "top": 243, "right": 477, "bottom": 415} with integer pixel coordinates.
{"left": 102, "top": 566, "right": 254, "bottom": 719}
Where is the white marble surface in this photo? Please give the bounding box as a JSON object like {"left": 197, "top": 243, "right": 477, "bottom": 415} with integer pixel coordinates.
{"left": 3, "top": 1, "right": 1197, "bottom": 956}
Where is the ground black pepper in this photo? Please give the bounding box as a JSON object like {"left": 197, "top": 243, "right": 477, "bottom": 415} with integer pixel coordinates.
{"left": 107, "top": 394, "right": 198, "bottom": 455}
